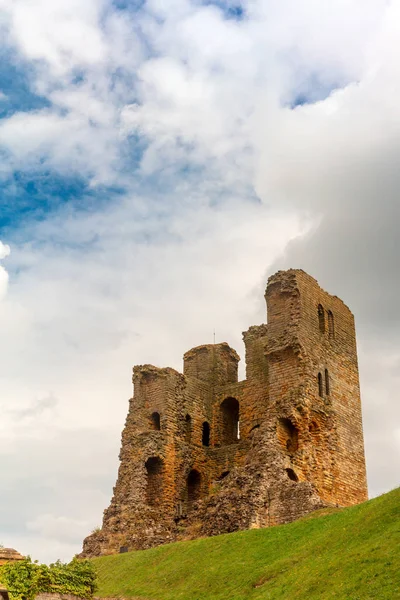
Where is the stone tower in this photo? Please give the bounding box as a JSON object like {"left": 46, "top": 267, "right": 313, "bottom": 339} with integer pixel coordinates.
{"left": 81, "top": 269, "right": 367, "bottom": 556}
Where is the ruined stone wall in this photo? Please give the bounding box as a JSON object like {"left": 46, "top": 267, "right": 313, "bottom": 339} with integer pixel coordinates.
{"left": 80, "top": 269, "right": 368, "bottom": 557}
{"left": 293, "top": 270, "right": 367, "bottom": 506}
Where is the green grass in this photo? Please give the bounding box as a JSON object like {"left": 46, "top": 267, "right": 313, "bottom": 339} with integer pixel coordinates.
{"left": 94, "top": 488, "right": 400, "bottom": 600}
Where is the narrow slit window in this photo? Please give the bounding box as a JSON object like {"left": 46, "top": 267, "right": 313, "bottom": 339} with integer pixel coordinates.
{"left": 325, "top": 369, "right": 330, "bottom": 396}
{"left": 318, "top": 304, "right": 325, "bottom": 333}
{"left": 318, "top": 373, "right": 324, "bottom": 397}
{"left": 202, "top": 422, "right": 210, "bottom": 447}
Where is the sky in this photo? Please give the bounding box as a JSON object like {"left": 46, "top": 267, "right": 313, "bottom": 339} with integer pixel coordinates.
{"left": 0, "top": 0, "right": 399, "bottom": 564}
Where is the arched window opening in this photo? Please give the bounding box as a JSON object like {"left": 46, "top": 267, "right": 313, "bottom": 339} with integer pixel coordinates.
{"left": 184, "top": 414, "right": 192, "bottom": 444}
{"left": 217, "top": 471, "right": 230, "bottom": 481}
{"left": 286, "top": 468, "right": 299, "bottom": 482}
{"left": 149, "top": 412, "right": 161, "bottom": 431}
{"left": 318, "top": 373, "right": 324, "bottom": 397}
{"left": 318, "top": 304, "right": 325, "bottom": 334}
{"left": 325, "top": 369, "right": 330, "bottom": 396}
{"left": 328, "top": 310, "right": 334, "bottom": 338}
{"left": 202, "top": 422, "right": 210, "bottom": 447}
{"left": 277, "top": 418, "right": 299, "bottom": 452}
{"left": 220, "top": 397, "right": 240, "bottom": 445}
{"left": 187, "top": 469, "right": 202, "bottom": 510}
{"left": 145, "top": 456, "right": 164, "bottom": 506}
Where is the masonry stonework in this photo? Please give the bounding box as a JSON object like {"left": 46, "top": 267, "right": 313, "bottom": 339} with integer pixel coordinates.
{"left": 81, "top": 269, "right": 368, "bottom": 556}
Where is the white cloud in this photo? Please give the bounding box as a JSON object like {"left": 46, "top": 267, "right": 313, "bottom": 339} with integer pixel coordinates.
{"left": 0, "top": 0, "right": 387, "bottom": 183}
{"left": 27, "top": 514, "right": 92, "bottom": 544}
{"left": 6, "top": 0, "right": 107, "bottom": 75}
{"left": 253, "top": 0, "right": 400, "bottom": 496}
{"left": 0, "top": 109, "right": 121, "bottom": 182}
{"left": 0, "top": 241, "right": 10, "bottom": 260}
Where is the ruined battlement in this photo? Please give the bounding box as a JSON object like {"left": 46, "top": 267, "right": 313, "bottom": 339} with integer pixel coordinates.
{"left": 183, "top": 343, "right": 240, "bottom": 386}
{"left": 81, "top": 269, "right": 368, "bottom": 557}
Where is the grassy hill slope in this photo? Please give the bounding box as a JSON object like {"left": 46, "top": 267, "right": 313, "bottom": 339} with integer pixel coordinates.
{"left": 94, "top": 488, "right": 400, "bottom": 600}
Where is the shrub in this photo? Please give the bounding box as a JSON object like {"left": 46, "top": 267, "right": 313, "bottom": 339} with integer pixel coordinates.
{"left": 0, "top": 557, "right": 97, "bottom": 600}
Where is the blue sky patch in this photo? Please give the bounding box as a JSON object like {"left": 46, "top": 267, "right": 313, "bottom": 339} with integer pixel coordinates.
{"left": 112, "top": 0, "right": 146, "bottom": 12}
{"left": 0, "top": 171, "right": 128, "bottom": 233}
{"left": 200, "top": 1, "right": 246, "bottom": 20}
{"left": 0, "top": 49, "right": 51, "bottom": 119}
{"left": 289, "top": 74, "right": 343, "bottom": 109}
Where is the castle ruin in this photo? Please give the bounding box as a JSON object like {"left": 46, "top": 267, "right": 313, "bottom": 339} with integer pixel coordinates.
{"left": 81, "top": 269, "right": 368, "bottom": 556}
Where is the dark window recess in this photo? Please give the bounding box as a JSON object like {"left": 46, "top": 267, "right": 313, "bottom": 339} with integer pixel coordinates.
{"left": 202, "top": 422, "right": 210, "bottom": 446}
{"left": 145, "top": 456, "right": 164, "bottom": 506}
{"left": 328, "top": 310, "right": 334, "bottom": 338}
{"left": 325, "top": 369, "right": 330, "bottom": 396}
{"left": 187, "top": 469, "right": 201, "bottom": 509}
{"left": 149, "top": 412, "right": 161, "bottom": 431}
{"left": 184, "top": 414, "right": 192, "bottom": 443}
{"left": 119, "top": 546, "right": 129, "bottom": 554}
{"left": 286, "top": 468, "right": 299, "bottom": 482}
{"left": 318, "top": 372, "right": 324, "bottom": 397}
{"left": 277, "top": 418, "right": 299, "bottom": 452}
{"left": 220, "top": 397, "right": 240, "bottom": 444}
{"left": 318, "top": 304, "right": 325, "bottom": 333}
